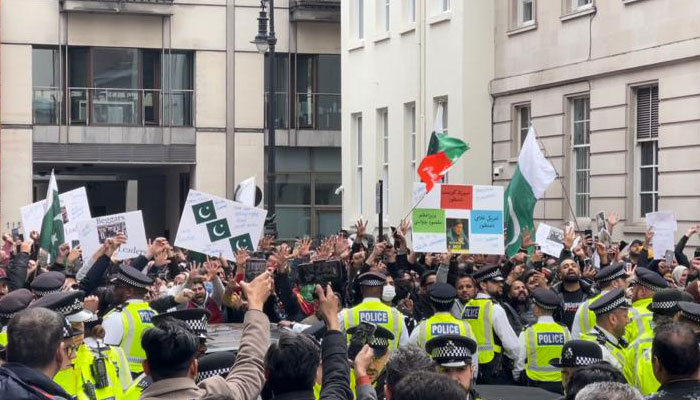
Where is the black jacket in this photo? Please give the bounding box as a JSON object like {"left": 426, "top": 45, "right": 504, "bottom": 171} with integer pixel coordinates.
{"left": 0, "top": 362, "right": 71, "bottom": 400}
{"left": 646, "top": 379, "right": 700, "bottom": 400}
{"left": 270, "top": 330, "right": 352, "bottom": 400}
{"left": 550, "top": 279, "right": 596, "bottom": 297}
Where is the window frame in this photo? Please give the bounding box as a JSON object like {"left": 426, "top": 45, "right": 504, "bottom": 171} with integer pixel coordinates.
{"left": 406, "top": 102, "right": 418, "bottom": 181}
{"left": 518, "top": 0, "right": 535, "bottom": 26}
{"left": 570, "top": 96, "right": 591, "bottom": 218}
{"left": 633, "top": 85, "right": 660, "bottom": 219}
{"left": 354, "top": 113, "right": 364, "bottom": 216}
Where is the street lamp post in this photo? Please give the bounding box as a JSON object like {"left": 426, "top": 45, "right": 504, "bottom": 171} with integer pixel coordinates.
{"left": 252, "top": 0, "right": 277, "bottom": 236}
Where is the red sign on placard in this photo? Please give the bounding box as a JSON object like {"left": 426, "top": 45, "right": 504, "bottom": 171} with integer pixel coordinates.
{"left": 441, "top": 185, "right": 473, "bottom": 210}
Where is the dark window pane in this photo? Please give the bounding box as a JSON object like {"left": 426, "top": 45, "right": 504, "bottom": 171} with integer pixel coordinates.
{"left": 576, "top": 171, "right": 588, "bottom": 193}
{"left": 91, "top": 89, "right": 139, "bottom": 125}
{"left": 296, "top": 55, "right": 313, "bottom": 94}
{"left": 93, "top": 48, "right": 138, "bottom": 89}
{"left": 33, "top": 89, "right": 60, "bottom": 124}
{"left": 641, "top": 167, "right": 654, "bottom": 192}
{"left": 317, "top": 55, "right": 340, "bottom": 94}
{"left": 641, "top": 194, "right": 653, "bottom": 216}
{"left": 164, "top": 53, "right": 193, "bottom": 91}
{"left": 313, "top": 148, "right": 341, "bottom": 172}
{"left": 69, "top": 48, "right": 89, "bottom": 88}
{"left": 277, "top": 208, "right": 310, "bottom": 239}
{"left": 317, "top": 210, "right": 341, "bottom": 237}
{"left": 575, "top": 147, "right": 589, "bottom": 170}
{"left": 640, "top": 142, "right": 655, "bottom": 165}
{"left": 143, "top": 51, "right": 160, "bottom": 124}
{"left": 33, "top": 48, "right": 60, "bottom": 87}
{"left": 315, "top": 174, "right": 342, "bottom": 205}
{"left": 275, "top": 174, "right": 310, "bottom": 205}
{"left": 276, "top": 147, "right": 311, "bottom": 171}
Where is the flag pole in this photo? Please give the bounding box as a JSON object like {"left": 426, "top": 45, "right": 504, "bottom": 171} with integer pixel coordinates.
{"left": 529, "top": 124, "right": 581, "bottom": 232}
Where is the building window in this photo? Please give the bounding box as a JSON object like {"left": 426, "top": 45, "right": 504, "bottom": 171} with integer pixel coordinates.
{"left": 32, "top": 47, "right": 61, "bottom": 125}
{"left": 515, "top": 104, "right": 531, "bottom": 149}
{"left": 295, "top": 54, "right": 341, "bottom": 130}
{"left": 571, "top": 97, "right": 590, "bottom": 217}
{"left": 564, "top": 0, "right": 593, "bottom": 14}
{"left": 265, "top": 147, "right": 341, "bottom": 240}
{"left": 354, "top": 114, "right": 364, "bottom": 215}
{"left": 33, "top": 46, "right": 194, "bottom": 127}
{"left": 435, "top": 98, "right": 448, "bottom": 181}
{"left": 379, "top": 0, "right": 390, "bottom": 32}
{"left": 353, "top": 0, "right": 365, "bottom": 39}
{"left": 379, "top": 109, "right": 389, "bottom": 217}
{"left": 405, "top": 0, "right": 416, "bottom": 23}
{"left": 440, "top": 0, "right": 450, "bottom": 12}
{"left": 518, "top": 0, "right": 535, "bottom": 25}
{"left": 406, "top": 103, "right": 417, "bottom": 180}
{"left": 636, "top": 86, "right": 659, "bottom": 217}
{"left": 264, "top": 54, "right": 290, "bottom": 129}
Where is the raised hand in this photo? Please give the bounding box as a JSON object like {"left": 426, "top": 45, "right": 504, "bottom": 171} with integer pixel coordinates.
{"left": 175, "top": 288, "right": 195, "bottom": 304}
{"left": 687, "top": 225, "right": 700, "bottom": 238}
{"left": 354, "top": 218, "right": 367, "bottom": 238}
{"left": 644, "top": 228, "right": 654, "bottom": 246}
{"left": 520, "top": 228, "right": 536, "bottom": 249}
{"left": 146, "top": 237, "right": 168, "bottom": 260}
{"left": 240, "top": 271, "right": 273, "bottom": 311}
{"left": 316, "top": 284, "right": 340, "bottom": 330}
{"left": 563, "top": 226, "right": 576, "bottom": 250}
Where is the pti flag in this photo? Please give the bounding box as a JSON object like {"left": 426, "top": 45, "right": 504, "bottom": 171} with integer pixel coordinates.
{"left": 39, "top": 170, "right": 65, "bottom": 262}
{"left": 417, "top": 106, "right": 469, "bottom": 192}
{"left": 504, "top": 126, "right": 557, "bottom": 257}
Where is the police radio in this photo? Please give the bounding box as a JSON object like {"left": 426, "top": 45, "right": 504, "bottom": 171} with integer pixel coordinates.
{"left": 91, "top": 346, "right": 110, "bottom": 389}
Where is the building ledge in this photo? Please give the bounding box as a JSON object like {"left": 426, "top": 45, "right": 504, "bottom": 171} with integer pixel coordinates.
{"left": 507, "top": 22, "right": 537, "bottom": 36}
{"left": 33, "top": 143, "right": 195, "bottom": 164}
{"left": 428, "top": 11, "right": 451, "bottom": 26}
{"left": 400, "top": 23, "right": 416, "bottom": 35}
{"left": 622, "top": 0, "right": 649, "bottom": 4}
{"left": 347, "top": 39, "right": 365, "bottom": 52}
{"left": 374, "top": 32, "right": 390, "bottom": 44}
{"left": 560, "top": 5, "right": 596, "bottom": 22}
{"left": 60, "top": 0, "right": 174, "bottom": 16}
{"left": 289, "top": 0, "right": 340, "bottom": 23}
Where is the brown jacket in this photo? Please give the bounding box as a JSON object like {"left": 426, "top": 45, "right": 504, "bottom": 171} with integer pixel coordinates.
{"left": 140, "top": 309, "right": 270, "bottom": 400}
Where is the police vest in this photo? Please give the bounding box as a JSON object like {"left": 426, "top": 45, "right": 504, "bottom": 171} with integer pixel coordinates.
{"left": 123, "top": 373, "right": 152, "bottom": 400}
{"left": 623, "top": 298, "right": 653, "bottom": 344}
{"left": 416, "top": 312, "right": 475, "bottom": 349}
{"left": 0, "top": 330, "right": 6, "bottom": 347}
{"left": 105, "top": 301, "right": 156, "bottom": 373}
{"left": 344, "top": 300, "right": 402, "bottom": 349}
{"left": 463, "top": 298, "right": 502, "bottom": 364}
{"left": 524, "top": 322, "right": 570, "bottom": 382}
{"left": 55, "top": 343, "right": 129, "bottom": 400}
{"left": 623, "top": 331, "right": 659, "bottom": 396}
{"left": 577, "top": 293, "right": 603, "bottom": 338}
{"left": 580, "top": 328, "right": 626, "bottom": 369}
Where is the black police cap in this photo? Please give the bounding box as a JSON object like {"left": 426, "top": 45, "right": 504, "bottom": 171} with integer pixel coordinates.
{"left": 425, "top": 334, "right": 477, "bottom": 368}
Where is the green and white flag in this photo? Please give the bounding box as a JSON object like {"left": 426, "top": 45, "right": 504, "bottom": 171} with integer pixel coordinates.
{"left": 504, "top": 126, "right": 556, "bottom": 257}
{"left": 39, "top": 170, "right": 65, "bottom": 262}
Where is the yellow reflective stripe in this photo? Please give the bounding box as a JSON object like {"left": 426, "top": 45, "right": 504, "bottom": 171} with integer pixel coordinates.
{"left": 481, "top": 301, "right": 494, "bottom": 352}
{"left": 122, "top": 310, "right": 133, "bottom": 357}
{"left": 392, "top": 309, "right": 400, "bottom": 348}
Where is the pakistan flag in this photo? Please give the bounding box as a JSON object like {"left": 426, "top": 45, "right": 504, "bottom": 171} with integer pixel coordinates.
{"left": 504, "top": 126, "right": 556, "bottom": 257}
{"left": 39, "top": 170, "right": 65, "bottom": 262}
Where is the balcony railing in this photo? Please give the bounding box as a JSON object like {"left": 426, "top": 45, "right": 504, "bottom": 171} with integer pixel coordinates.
{"left": 33, "top": 86, "right": 193, "bottom": 127}
{"left": 265, "top": 92, "right": 341, "bottom": 131}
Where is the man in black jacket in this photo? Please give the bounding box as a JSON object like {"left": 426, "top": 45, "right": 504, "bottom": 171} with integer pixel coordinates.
{"left": 0, "top": 307, "right": 74, "bottom": 399}
{"left": 263, "top": 284, "right": 352, "bottom": 400}
{"left": 551, "top": 258, "right": 595, "bottom": 331}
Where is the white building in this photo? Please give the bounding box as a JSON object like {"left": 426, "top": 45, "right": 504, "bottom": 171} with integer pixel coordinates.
{"left": 340, "top": 0, "right": 495, "bottom": 233}
{"left": 0, "top": 0, "right": 342, "bottom": 240}
{"left": 492, "top": 0, "right": 700, "bottom": 245}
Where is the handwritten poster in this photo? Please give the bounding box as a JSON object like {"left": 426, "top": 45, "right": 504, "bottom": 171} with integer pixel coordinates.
{"left": 175, "top": 190, "right": 268, "bottom": 260}
{"left": 20, "top": 187, "right": 92, "bottom": 248}
{"left": 74, "top": 211, "right": 148, "bottom": 261}
{"left": 411, "top": 184, "right": 504, "bottom": 254}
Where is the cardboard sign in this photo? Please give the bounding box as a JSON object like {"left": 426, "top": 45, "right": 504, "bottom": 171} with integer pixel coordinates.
{"left": 175, "top": 190, "right": 268, "bottom": 260}
{"left": 411, "top": 184, "right": 504, "bottom": 254}
{"left": 21, "top": 187, "right": 91, "bottom": 248}
{"left": 74, "top": 211, "right": 148, "bottom": 261}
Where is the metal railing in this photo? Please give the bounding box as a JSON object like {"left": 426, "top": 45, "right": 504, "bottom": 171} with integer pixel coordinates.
{"left": 33, "top": 86, "right": 193, "bottom": 126}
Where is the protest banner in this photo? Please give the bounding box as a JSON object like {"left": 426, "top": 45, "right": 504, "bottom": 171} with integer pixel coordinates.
{"left": 646, "top": 211, "right": 677, "bottom": 260}
{"left": 411, "top": 183, "right": 504, "bottom": 254}
{"left": 535, "top": 223, "right": 564, "bottom": 257}
{"left": 20, "top": 187, "right": 91, "bottom": 247}
{"left": 175, "top": 190, "right": 268, "bottom": 260}
{"left": 74, "top": 211, "right": 148, "bottom": 260}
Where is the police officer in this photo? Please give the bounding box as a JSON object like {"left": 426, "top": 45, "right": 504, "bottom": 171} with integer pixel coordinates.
{"left": 675, "top": 300, "right": 700, "bottom": 333}
{"left": 341, "top": 271, "right": 408, "bottom": 348}
{"left": 426, "top": 335, "right": 482, "bottom": 400}
{"left": 579, "top": 288, "right": 629, "bottom": 370}
{"left": 30, "top": 271, "right": 66, "bottom": 298}
{"left": 624, "top": 267, "right": 668, "bottom": 343}
{"left": 624, "top": 289, "right": 685, "bottom": 396}
{"left": 465, "top": 265, "right": 519, "bottom": 384}
{"left": 125, "top": 309, "right": 213, "bottom": 399}
{"left": 102, "top": 265, "right": 157, "bottom": 375}
{"left": 348, "top": 324, "right": 395, "bottom": 396}
{"left": 549, "top": 340, "right": 604, "bottom": 395}
{"left": 572, "top": 263, "right": 628, "bottom": 339}
{"left": 514, "top": 288, "right": 570, "bottom": 394}
{"left": 0, "top": 288, "right": 34, "bottom": 349}
{"left": 194, "top": 351, "right": 237, "bottom": 384}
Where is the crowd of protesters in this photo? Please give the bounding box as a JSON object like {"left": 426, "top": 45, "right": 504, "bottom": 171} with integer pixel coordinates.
{"left": 0, "top": 213, "right": 700, "bottom": 400}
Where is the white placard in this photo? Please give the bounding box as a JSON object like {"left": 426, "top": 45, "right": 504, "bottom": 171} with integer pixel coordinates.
{"left": 175, "top": 190, "right": 268, "bottom": 260}
{"left": 412, "top": 182, "right": 441, "bottom": 209}
{"left": 21, "top": 187, "right": 91, "bottom": 247}
{"left": 535, "top": 223, "right": 565, "bottom": 257}
{"left": 75, "top": 211, "right": 148, "bottom": 261}
{"left": 235, "top": 177, "right": 256, "bottom": 207}
{"left": 645, "top": 211, "right": 677, "bottom": 260}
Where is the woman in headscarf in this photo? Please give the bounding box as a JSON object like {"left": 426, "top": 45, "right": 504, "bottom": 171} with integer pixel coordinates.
{"left": 673, "top": 265, "right": 689, "bottom": 288}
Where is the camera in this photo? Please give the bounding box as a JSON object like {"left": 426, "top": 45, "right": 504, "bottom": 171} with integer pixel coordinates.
{"left": 493, "top": 166, "right": 503, "bottom": 177}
